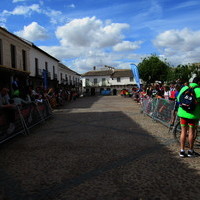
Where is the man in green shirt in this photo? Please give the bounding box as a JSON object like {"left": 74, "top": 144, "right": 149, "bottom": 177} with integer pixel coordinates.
{"left": 177, "top": 77, "right": 200, "bottom": 157}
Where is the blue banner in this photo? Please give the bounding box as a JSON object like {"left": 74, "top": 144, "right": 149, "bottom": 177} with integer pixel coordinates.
{"left": 130, "top": 64, "right": 141, "bottom": 89}
{"left": 42, "top": 69, "right": 48, "bottom": 89}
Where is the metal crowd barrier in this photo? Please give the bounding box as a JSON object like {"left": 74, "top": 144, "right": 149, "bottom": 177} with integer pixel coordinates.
{"left": 140, "top": 97, "right": 176, "bottom": 127}
{"left": 0, "top": 100, "right": 53, "bottom": 144}
{"left": 140, "top": 97, "right": 158, "bottom": 117}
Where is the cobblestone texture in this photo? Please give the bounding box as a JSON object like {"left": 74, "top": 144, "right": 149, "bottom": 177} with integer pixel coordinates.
{"left": 0, "top": 96, "right": 200, "bottom": 200}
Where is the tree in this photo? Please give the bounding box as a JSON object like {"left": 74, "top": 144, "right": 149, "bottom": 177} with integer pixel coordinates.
{"left": 138, "top": 55, "right": 170, "bottom": 83}
{"left": 167, "top": 64, "right": 196, "bottom": 84}
{"left": 173, "top": 65, "right": 191, "bottom": 83}
{"left": 190, "top": 64, "right": 200, "bottom": 78}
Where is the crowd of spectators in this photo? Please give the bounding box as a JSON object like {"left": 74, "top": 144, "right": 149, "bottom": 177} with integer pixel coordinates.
{"left": 0, "top": 78, "right": 80, "bottom": 136}
{"left": 121, "top": 81, "right": 183, "bottom": 103}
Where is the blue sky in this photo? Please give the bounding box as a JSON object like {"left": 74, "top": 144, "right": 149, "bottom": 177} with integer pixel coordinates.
{"left": 1, "top": 0, "right": 200, "bottom": 73}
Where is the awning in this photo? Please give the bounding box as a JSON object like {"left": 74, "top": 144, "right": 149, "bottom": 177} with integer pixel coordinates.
{"left": 0, "top": 65, "right": 30, "bottom": 76}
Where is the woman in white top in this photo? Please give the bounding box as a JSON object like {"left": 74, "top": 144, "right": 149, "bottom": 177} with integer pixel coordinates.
{"left": 163, "top": 85, "right": 170, "bottom": 99}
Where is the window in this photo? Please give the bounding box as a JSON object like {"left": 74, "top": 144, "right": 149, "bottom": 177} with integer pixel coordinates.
{"left": 35, "top": 58, "right": 38, "bottom": 75}
{"left": 69, "top": 75, "right": 72, "bottom": 84}
{"left": 45, "top": 62, "right": 48, "bottom": 71}
{"left": 0, "top": 39, "right": 3, "bottom": 65}
{"left": 102, "top": 78, "right": 106, "bottom": 86}
{"left": 86, "top": 79, "right": 90, "bottom": 86}
{"left": 117, "top": 77, "right": 121, "bottom": 82}
{"left": 60, "top": 73, "right": 63, "bottom": 81}
{"left": 130, "top": 77, "right": 133, "bottom": 82}
{"left": 22, "top": 50, "right": 27, "bottom": 71}
{"left": 94, "top": 78, "right": 98, "bottom": 85}
{"left": 65, "top": 74, "right": 68, "bottom": 83}
{"left": 10, "top": 44, "right": 16, "bottom": 68}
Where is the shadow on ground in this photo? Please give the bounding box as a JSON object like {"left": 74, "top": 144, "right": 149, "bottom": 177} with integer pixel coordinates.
{"left": 0, "top": 98, "right": 200, "bottom": 200}
{"left": 59, "top": 96, "right": 104, "bottom": 109}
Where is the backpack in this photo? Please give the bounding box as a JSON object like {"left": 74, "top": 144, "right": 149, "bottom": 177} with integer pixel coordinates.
{"left": 179, "top": 86, "right": 198, "bottom": 112}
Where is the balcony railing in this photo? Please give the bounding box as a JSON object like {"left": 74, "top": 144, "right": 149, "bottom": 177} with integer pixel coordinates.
{"left": 86, "top": 81, "right": 111, "bottom": 87}
{"left": 53, "top": 73, "right": 57, "bottom": 80}
{"left": 36, "top": 69, "right": 42, "bottom": 77}
{"left": 47, "top": 72, "right": 51, "bottom": 79}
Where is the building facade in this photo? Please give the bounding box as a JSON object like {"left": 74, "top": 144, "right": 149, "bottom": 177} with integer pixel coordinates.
{"left": 29, "top": 44, "right": 59, "bottom": 89}
{"left": 0, "top": 27, "right": 81, "bottom": 94}
{"left": 0, "top": 27, "right": 31, "bottom": 90}
{"left": 81, "top": 66, "right": 140, "bottom": 95}
{"left": 58, "top": 63, "right": 81, "bottom": 92}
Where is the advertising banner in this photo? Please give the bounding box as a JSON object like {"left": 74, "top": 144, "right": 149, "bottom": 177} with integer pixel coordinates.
{"left": 130, "top": 64, "right": 141, "bottom": 89}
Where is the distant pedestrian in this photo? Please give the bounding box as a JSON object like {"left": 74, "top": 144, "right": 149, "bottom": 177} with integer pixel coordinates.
{"left": 177, "top": 77, "right": 200, "bottom": 157}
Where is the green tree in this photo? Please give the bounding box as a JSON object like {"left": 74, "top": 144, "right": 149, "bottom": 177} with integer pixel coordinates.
{"left": 173, "top": 65, "right": 191, "bottom": 83}
{"left": 166, "top": 64, "right": 200, "bottom": 83}
{"left": 190, "top": 64, "right": 200, "bottom": 78}
{"left": 138, "top": 55, "right": 170, "bottom": 83}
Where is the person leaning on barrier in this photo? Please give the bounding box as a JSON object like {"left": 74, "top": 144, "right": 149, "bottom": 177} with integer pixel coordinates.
{"left": 0, "top": 87, "right": 16, "bottom": 134}
{"left": 12, "top": 90, "right": 30, "bottom": 106}
{"left": 177, "top": 77, "right": 200, "bottom": 157}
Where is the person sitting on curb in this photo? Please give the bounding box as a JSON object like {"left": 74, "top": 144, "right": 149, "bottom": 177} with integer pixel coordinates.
{"left": 177, "top": 77, "right": 200, "bottom": 157}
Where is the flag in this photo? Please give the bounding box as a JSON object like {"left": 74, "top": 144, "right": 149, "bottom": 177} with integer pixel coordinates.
{"left": 42, "top": 69, "right": 48, "bottom": 89}
{"left": 130, "top": 64, "right": 141, "bottom": 89}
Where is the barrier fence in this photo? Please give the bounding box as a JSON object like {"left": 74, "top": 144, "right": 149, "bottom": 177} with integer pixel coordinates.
{"left": 0, "top": 100, "right": 53, "bottom": 144}
{"left": 140, "top": 97, "right": 176, "bottom": 127}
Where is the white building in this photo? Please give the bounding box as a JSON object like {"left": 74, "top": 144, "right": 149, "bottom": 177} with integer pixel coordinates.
{"left": 58, "top": 63, "right": 81, "bottom": 91}
{"left": 29, "top": 43, "right": 59, "bottom": 89}
{"left": 0, "top": 26, "right": 81, "bottom": 92}
{"left": 81, "top": 66, "right": 141, "bottom": 95}
{"left": 0, "top": 27, "right": 31, "bottom": 89}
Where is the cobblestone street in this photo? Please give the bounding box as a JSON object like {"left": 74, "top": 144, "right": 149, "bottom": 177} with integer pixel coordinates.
{"left": 0, "top": 96, "right": 200, "bottom": 200}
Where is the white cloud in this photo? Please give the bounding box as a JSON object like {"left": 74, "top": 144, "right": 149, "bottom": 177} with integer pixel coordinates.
{"left": 39, "top": 45, "right": 85, "bottom": 60}
{"left": 68, "top": 4, "right": 75, "bottom": 8}
{"left": 72, "top": 51, "right": 119, "bottom": 73}
{"left": 14, "top": 22, "right": 49, "bottom": 41}
{"left": 170, "top": 1, "right": 200, "bottom": 10}
{"left": 55, "top": 16, "right": 129, "bottom": 48}
{"left": 42, "top": 8, "right": 68, "bottom": 24}
{"left": 12, "top": 0, "right": 26, "bottom": 3}
{"left": 2, "top": 4, "right": 41, "bottom": 16}
{"left": 38, "top": 16, "right": 141, "bottom": 72}
{"left": 113, "top": 41, "right": 143, "bottom": 52}
{"left": 154, "top": 28, "right": 200, "bottom": 65}
{"left": 1, "top": 4, "right": 66, "bottom": 25}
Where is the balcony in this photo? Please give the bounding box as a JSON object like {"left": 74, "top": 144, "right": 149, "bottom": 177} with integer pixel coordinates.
{"left": 53, "top": 73, "right": 57, "bottom": 80}
{"left": 85, "top": 80, "right": 111, "bottom": 87}
{"left": 61, "top": 79, "right": 68, "bottom": 85}
{"left": 86, "top": 82, "right": 99, "bottom": 87}
{"left": 35, "top": 69, "right": 43, "bottom": 77}
{"left": 47, "top": 72, "right": 51, "bottom": 79}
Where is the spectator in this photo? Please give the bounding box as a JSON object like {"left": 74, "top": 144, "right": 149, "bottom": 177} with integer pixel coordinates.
{"left": 169, "top": 84, "right": 181, "bottom": 126}
{"left": 12, "top": 91, "right": 30, "bottom": 106}
{"left": 177, "top": 77, "right": 200, "bottom": 157}
{"left": 163, "top": 85, "right": 170, "bottom": 100}
{"left": 0, "top": 87, "right": 16, "bottom": 134}
{"left": 12, "top": 76, "right": 19, "bottom": 92}
{"left": 156, "top": 90, "right": 164, "bottom": 99}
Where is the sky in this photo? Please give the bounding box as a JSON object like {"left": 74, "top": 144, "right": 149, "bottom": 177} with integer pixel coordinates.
{"left": 1, "top": 0, "right": 200, "bottom": 74}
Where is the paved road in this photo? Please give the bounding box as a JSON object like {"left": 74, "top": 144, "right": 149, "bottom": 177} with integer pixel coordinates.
{"left": 0, "top": 96, "right": 200, "bottom": 200}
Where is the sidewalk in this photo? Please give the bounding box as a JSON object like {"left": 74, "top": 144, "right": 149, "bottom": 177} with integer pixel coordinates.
{"left": 0, "top": 96, "right": 200, "bottom": 200}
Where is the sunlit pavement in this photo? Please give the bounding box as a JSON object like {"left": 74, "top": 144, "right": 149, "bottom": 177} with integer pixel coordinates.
{"left": 0, "top": 96, "right": 200, "bottom": 200}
